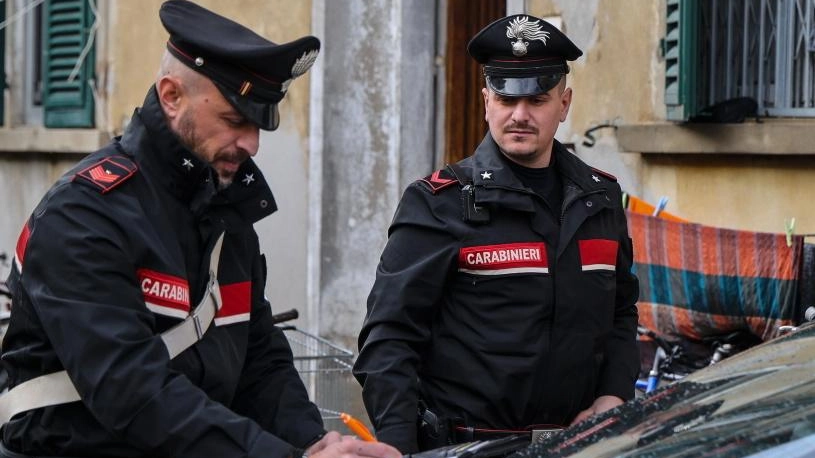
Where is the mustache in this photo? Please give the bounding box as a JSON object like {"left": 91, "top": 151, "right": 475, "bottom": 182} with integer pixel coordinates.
{"left": 503, "top": 123, "right": 538, "bottom": 134}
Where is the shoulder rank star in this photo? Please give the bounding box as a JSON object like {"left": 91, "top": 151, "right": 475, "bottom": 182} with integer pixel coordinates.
{"left": 592, "top": 174, "right": 601, "bottom": 182}
{"left": 481, "top": 171, "right": 493, "bottom": 180}
{"left": 182, "top": 158, "right": 194, "bottom": 170}
{"left": 242, "top": 173, "right": 255, "bottom": 186}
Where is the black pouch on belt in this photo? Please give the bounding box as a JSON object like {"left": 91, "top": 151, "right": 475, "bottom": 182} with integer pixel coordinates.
{"left": 417, "top": 401, "right": 452, "bottom": 451}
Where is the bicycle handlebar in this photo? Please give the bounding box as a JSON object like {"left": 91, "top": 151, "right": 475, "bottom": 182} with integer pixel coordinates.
{"left": 637, "top": 325, "right": 676, "bottom": 353}
{"left": 270, "top": 308, "right": 299, "bottom": 325}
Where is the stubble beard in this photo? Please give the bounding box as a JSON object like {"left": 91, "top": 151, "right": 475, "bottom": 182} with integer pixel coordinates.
{"left": 498, "top": 135, "right": 540, "bottom": 165}
{"left": 178, "top": 110, "right": 233, "bottom": 190}
{"left": 501, "top": 145, "right": 538, "bottom": 162}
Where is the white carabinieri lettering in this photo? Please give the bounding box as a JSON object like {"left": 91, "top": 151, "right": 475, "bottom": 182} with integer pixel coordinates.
{"left": 137, "top": 269, "right": 191, "bottom": 319}
{"left": 459, "top": 243, "right": 548, "bottom": 276}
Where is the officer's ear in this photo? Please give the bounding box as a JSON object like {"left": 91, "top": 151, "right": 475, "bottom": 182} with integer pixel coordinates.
{"left": 559, "top": 86, "right": 572, "bottom": 123}
{"left": 157, "top": 75, "right": 185, "bottom": 120}
{"left": 482, "top": 87, "right": 490, "bottom": 121}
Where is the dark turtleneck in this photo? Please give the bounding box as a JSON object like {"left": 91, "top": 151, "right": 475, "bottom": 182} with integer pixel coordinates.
{"left": 502, "top": 152, "right": 563, "bottom": 220}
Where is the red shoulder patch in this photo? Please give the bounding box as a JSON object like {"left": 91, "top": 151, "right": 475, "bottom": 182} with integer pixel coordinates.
{"left": 590, "top": 167, "right": 617, "bottom": 182}
{"left": 74, "top": 156, "right": 138, "bottom": 194}
{"left": 14, "top": 219, "right": 32, "bottom": 271}
{"left": 419, "top": 169, "right": 459, "bottom": 194}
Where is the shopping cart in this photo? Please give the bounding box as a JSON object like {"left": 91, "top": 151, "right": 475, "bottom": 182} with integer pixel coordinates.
{"left": 282, "top": 323, "right": 357, "bottom": 432}
{"left": 0, "top": 252, "right": 12, "bottom": 341}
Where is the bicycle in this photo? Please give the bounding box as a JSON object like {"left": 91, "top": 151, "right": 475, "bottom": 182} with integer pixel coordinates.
{"left": 635, "top": 326, "right": 692, "bottom": 395}
{"left": 0, "top": 252, "right": 12, "bottom": 338}
{"left": 635, "top": 325, "right": 761, "bottom": 395}
{"left": 0, "top": 252, "right": 12, "bottom": 393}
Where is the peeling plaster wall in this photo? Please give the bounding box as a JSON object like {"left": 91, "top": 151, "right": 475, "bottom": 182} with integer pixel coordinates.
{"left": 318, "top": 0, "right": 435, "bottom": 347}
{"left": 642, "top": 156, "right": 814, "bottom": 233}
{"left": 0, "top": 156, "right": 78, "bottom": 256}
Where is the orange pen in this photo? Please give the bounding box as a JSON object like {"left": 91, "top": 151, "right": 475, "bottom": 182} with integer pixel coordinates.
{"left": 340, "top": 412, "right": 377, "bottom": 442}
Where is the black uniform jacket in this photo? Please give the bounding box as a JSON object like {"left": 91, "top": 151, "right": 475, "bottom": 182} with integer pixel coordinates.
{"left": 354, "top": 134, "right": 639, "bottom": 453}
{"left": 1, "top": 88, "right": 324, "bottom": 457}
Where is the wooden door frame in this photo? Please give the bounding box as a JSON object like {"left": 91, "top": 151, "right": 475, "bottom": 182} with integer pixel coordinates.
{"left": 441, "top": 0, "right": 507, "bottom": 165}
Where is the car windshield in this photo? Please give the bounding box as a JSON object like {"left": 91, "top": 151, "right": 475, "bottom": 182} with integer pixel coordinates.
{"left": 512, "top": 323, "right": 815, "bottom": 458}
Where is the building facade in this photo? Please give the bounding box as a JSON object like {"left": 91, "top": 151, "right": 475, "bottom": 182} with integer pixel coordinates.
{"left": 1, "top": 0, "right": 814, "bottom": 346}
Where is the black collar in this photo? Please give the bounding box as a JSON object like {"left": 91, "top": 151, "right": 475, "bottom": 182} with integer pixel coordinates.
{"left": 119, "top": 87, "right": 277, "bottom": 224}
{"left": 466, "top": 133, "right": 611, "bottom": 194}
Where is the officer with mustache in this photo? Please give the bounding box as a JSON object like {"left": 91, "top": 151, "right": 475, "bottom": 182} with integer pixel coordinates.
{"left": 354, "top": 14, "right": 639, "bottom": 453}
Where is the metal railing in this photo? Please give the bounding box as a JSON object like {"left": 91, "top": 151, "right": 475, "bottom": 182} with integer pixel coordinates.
{"left": 704, "top": 0, "right": 815, "bottom": 116}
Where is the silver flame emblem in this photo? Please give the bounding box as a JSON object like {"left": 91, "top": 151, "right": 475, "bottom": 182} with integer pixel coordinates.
{"left": 505, "top": 16, "right": 550, "bottom": 57}
{"left": 282, "top": 49, "right": 320, "bottom": 92}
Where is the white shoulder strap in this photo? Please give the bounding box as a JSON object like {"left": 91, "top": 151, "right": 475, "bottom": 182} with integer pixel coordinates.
{"left": 0, "top": 233, "right": 225, "bottom": 425}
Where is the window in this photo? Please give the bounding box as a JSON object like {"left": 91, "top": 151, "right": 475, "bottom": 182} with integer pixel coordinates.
{"left": 3, "top": 0, "right": 95, "bottom": 128}
{"left": 42, "top": 0, "right": 96, "bottom": 127}
{"left": 665, "top": 0, "right": 815, "bottom": 121}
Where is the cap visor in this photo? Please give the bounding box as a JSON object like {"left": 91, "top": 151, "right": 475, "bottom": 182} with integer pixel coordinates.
{"left": 214, "top": 83, "right": 280, "bottom": 131}
{"left": 486, "top": 75, "right": 563, "bottom": 97}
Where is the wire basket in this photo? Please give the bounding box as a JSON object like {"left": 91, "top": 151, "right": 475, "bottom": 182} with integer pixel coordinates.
{"left": 283, "top": 327, "right": 356, "bottom": 432}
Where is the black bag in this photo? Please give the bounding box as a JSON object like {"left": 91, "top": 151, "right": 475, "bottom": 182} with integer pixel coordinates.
{"left": 689, "top": 97, "right": 758, "bottom": 123}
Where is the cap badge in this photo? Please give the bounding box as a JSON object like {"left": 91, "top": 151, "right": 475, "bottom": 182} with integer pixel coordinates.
{"left": 291, "top": 49, "right": 319, "bottom": 78}
{"left": 194, "top": 57, "right": 204, "bottom": 67}
{"left": 281, "top": 49, "right": 320, "bottom": 92}
{"left": 505, "top": 16, "right": 550, "bottom": 57}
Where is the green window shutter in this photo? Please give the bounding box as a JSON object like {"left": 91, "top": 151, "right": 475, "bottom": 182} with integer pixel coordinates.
{"left": 664, "top": 0, "right": 701, "bottom": 121}
{"left": 42, "top": 0, "right": 95, "bottom": 128}
{"left": 1, "top": 0, "right": 5, "bottom": 126}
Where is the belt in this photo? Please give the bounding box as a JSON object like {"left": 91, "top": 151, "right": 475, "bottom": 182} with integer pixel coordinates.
{"left": 0, "top": 233, "right": 225, "bottom": 425}
{"left": 453, "top": 425, "right": 564, "bottom": 444}
{"left": 0, "top": 441, "right": 87, "bottom": 458}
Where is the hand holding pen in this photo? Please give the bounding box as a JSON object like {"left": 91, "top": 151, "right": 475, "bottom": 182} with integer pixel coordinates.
{"left": 340, "top": 412, "right": 377, "bottom": 442}
{"left": 307, "top": 433, "right": 399, "bottom": 458}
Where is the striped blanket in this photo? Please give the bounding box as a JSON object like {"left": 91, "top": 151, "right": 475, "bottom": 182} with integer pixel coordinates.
{"left": 628, "top": 211, "right": 804, "bottom": 341}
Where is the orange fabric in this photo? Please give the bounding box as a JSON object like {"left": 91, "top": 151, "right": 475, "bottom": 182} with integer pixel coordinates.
{"left": 625, "top": 194, "right": 688, "bottom": 222}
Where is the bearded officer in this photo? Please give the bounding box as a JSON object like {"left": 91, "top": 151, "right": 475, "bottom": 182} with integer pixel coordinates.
{"left": 0, "top": 2, "right": 401, "bottom": 458}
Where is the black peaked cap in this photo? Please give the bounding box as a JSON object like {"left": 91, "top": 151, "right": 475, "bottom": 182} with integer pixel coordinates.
{"left": 468, "top": 15, "right": 582, "bottom": 96}
{"left": 159, "top": 0, "right": 321, "bottom": 130}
